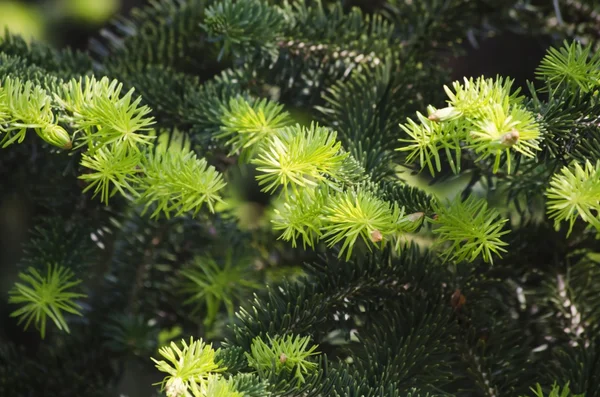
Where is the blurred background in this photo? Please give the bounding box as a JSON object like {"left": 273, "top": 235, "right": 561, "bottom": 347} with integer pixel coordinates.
{"left": 0, "top": 0, "right": 147, "bottom": 49}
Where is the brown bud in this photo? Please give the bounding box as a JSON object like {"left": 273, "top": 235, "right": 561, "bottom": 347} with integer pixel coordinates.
{"left": 279, "top": 353, "right": 287, "bottom": 363}
{"left": 451, "top": 289, "right": 466, "bottom": 310}
{"left": 370, "top": 229, "right": 383, "bottom": 243}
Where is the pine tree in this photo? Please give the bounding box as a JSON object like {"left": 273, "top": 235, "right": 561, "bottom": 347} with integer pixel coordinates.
{"left": 1, "top": 1, "right": 599, "bottom": 396}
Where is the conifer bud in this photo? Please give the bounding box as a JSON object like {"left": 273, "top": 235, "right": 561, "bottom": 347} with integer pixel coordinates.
{"left": 397, "top": 212, "right": 425, "bottom": 232}
{"left": 165, "top": 377, "right": 186, "bottom": 397}
{"left": 451, "top": 289, "right": 466, "bottom": 310}
{"left": 406, "top": 212, "right": 424, "bottom": 222}
{"left": 427, "top": 106, "right": 462, "bottom": 122}
{"left": 37, "top": 124, "right": 72, "bottom": 149}
{"left": 500, "top": 129, "right": 520, "bottom": 147}
{"left": 370, "top": 229, "right": 383, "bottom": 242}
{"left": 280, "top": 353, "right": 287, "bottom": 363}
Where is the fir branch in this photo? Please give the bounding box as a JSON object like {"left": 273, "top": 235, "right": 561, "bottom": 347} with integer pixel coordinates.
{"left": 251, "top": 0, "right": 400, "bottom": 105}
{"left": 79, "top": 142, "right": 142, "bottom": 204}
{"left": 151, "top": 337, "right": 224, "bottom": 397}
{"left": 230, "top": 245, "right": 442, "bottom": 349}
{"left": 227, "top": 373, "right": 271, "bottom": 397}
{"left": 252, "top": 122, "right": 348, "bottom": 195}
{"left": 271, "top": 186, "right": 326, "bottom": 250}
{"left": 216, "top": 96, "right": 293, "bottom": 161}
{"left": 316, "top": 60, "right": 412, "bottom": 180}
{"left": 0, "top": 76, "right": 71, "bottom": 149}
{"left": 201, "top": 0, "right": 287, "bottom": 61}
{"left": 545, "top": 159, "right": 600, "bottom": 235}
{"left": 432, "top": 196, "right": 510, "bottom": 264}
{"left": 179, "top": 251, "right": 260, "bottom": 328}
{"left": 245, "top": 334, "right": 320, "bottom": 387}
{"left": 354, "top": 298, "right": 457, "bottom": 393}
{"left": 8, "top": 264, "right": 87, "bottom": 339}
{"left": 398, "top": 76, "right": 543, "bottom": 175}
{"left": 382, "top": 0, "right": 475, "bottom": 57}
{"left": 0, "top": 30, "right": 92, "bottom": 78}
{"left": 456, "top": 323, "right": 535, "bottom": 397}
{"left": 536, "top": 40, "right": 600, "bottom": 93}
{"left": 522, "top": 382, "right": 584, "bottom": 397}
{"left": 55, "top": 76, "right": 156, "bottom": 152}
{"left": 548, "top": 339, "right": 600, "bottom": 396}
{"left": 17, "top": 216, "right": 98, "bottom": 273}
{"left": 0, "top": 53, "right": 57, "bottom": 87}
{"left": 321, "top": 187, "right": 405, "bottom": 260}
{"left": 137, "top": 145, "right": 227, "bottom": 218}
{"left": 398, "top": 109, "right": 462, "bottom": 176}
{"left": 90, "top": 0, "right": 207, "bottom": 73}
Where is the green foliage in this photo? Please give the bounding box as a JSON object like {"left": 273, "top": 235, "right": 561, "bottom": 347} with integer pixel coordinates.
{"left": 102, "top": 314, "right": 158, "bottom": 357}
{"left": 17, "top": 216, "right": 98, "bottom": 272}
{"left": 270, "top": 186, "right": 327, "bottom": 250}
{"left": 525, "top": 80, "right": 600, "bottom": 165}
{"left": 432, "top": 196, "right": 510, "bottom": 264}
{"left": 316, "top": 61, "right": 410, "bottom": 180}
{"left": 398, "top": 109, "right": 462, "bottom": 176}
{"left": 550, "top": 338, "right": 600, "bottom": 396}
{"left": 536, "top": 40, "right": 600, "bottom": 93}
{"left": 245, "top": 334, "right": 320, "bottom": 387}
{"left": 0, "top": 72, "right": 228, "bottom": 219}
{"left": 202, "top": 0, "right": 286, "bottom": 61}
{"left": 282, "top": 0, "right": 398, "bottom": 58}
{"left": 90, "top": 0, "right": 206, "bottom": 72}
{"left": 321, "top": 187, "right": 405, "bottom": 260}
{"left": 228, "top": 373, "right": 271, "bottom": 397}
{"left": 0, "top": 31, "right": 92, "bottom": 78}
{"left": 56, "top": 76, "right": 155, "bottom": 152}
{"left": 398, "top": 76, "right": 543, "bottom": 175}
{"left": 398, "top": 77, "right": 541, "bottom": 175}
{"left": 151, "top": 337, "right": 225, "bottom": 397}
{"left": 79, "top": 142, "right": 142, "bottom": 204}
{"left": 545, "top": 159, "right": 600, "bottom": 235}
{"left": 179, "top": 251, "right": 260, "bottom": 328}
{"left": 137, "top": 145, "right": 227, "bottom": 218}
{"left": 232, "top": 0, "right": 402, "bottom": 105}
{"left": 0, "top": 76, "right": 71, "bottom": 148}
{"left": 3, "top": 0, "right": 600, "bottom": 396}
{"left": 216, "top": 96, "right": 292, "bottom": 161}
{"left": 252, "top": 122, "right": 349, "bottom": 195}
{"left": 189, "top": 375, "right": 242, "bottom": 397}
{"left": 524, "top": 382, "right": 584, "bottom": 397}
{"left": 0, "top": 53, "right": 53, "bottom": 86}
{"left": 270, "top": 184, "right": 424, "bottom": 259}
{"left": 8, "top": 264, "right": 86, "bottom": 339}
